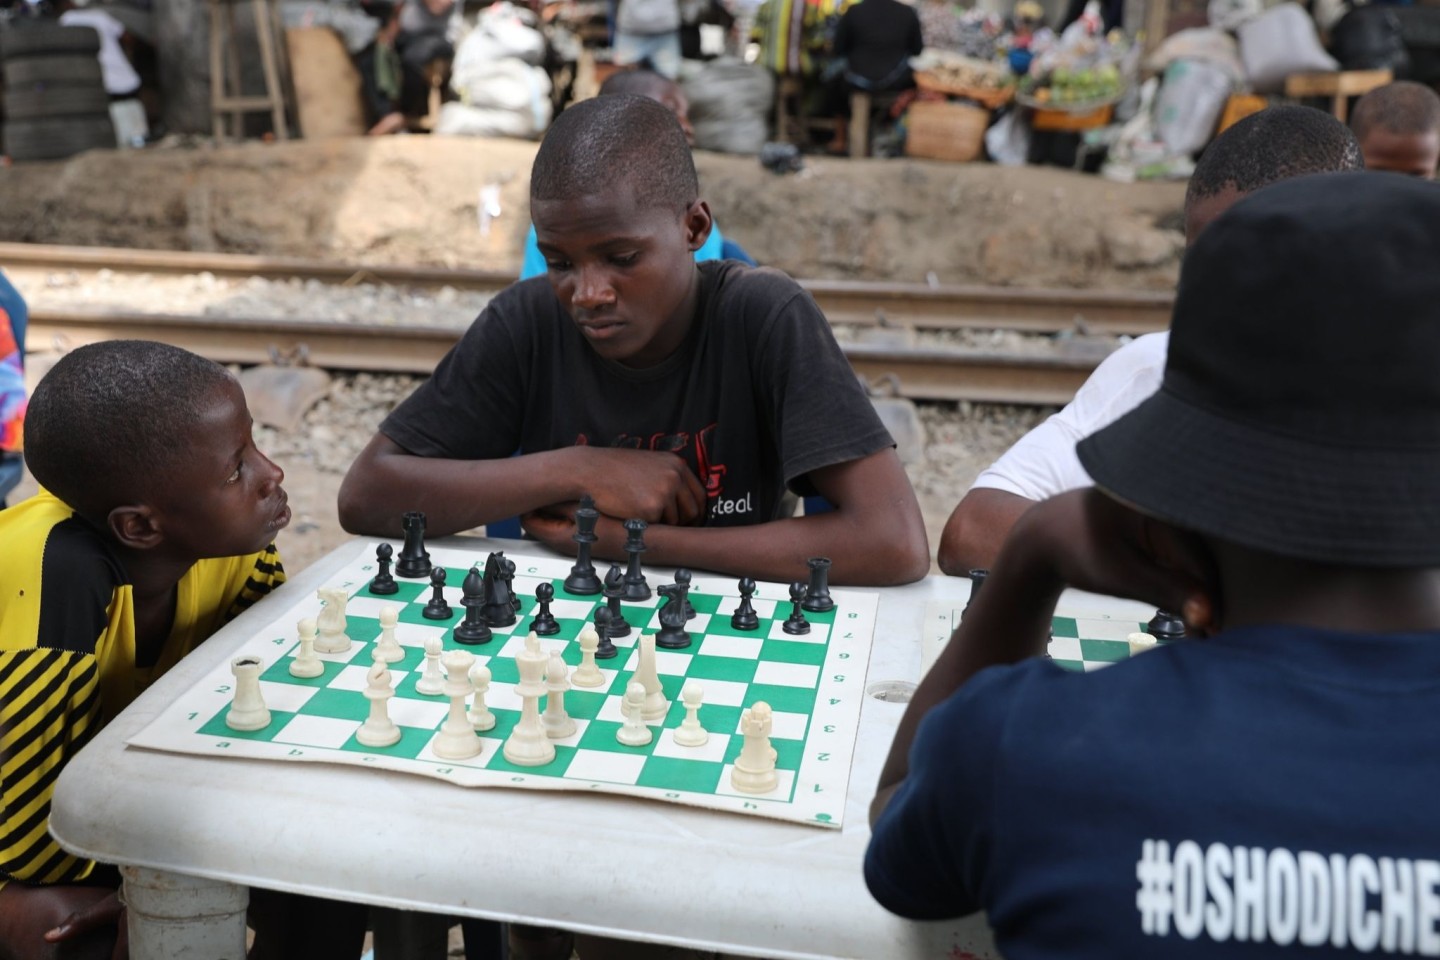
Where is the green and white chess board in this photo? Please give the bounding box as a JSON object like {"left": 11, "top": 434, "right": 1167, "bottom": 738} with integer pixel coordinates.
{"left": 130, "top": 543, "right": 879, "bottom": 828}
{"left": 922, "top": 600, "right": 1155, "bottom": 676}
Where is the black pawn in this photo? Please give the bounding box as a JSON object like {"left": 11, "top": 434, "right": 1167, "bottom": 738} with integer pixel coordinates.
{"left": 962, "top": 569, "right": 988, "bottom": 620}
{"left": 454, "top": 566, "right": 492, "bottom": 645}
{"left": 368, "top": 543, "right": 399, "bottom": 596}
{"left": 621, "top": 519, "right": 651, "bottom": 602}
{"left": 801, "top": 557, "right": 834, "bottom": 613}
{"left": 1148, "top": 610, "right": 1187, "bottom": 642}
{"left": 674, "top": 569, "right": 696, "bottom": 621}
{"left": 730, "top": 577, "right": 760, "bottom": 632}
{"left": 564, "top": 495, "right": 603, "bottom": 596}
{"left": 593, "top": 606, "right": 618, "bottom": 660}
{"left": 396, "top": 511, "right": 432, "bottom": 578}
{"left": 529, "top": 582, "right": 561, "bottom": 636}
{"left": 782, "top": 581, "right": 810, "bottom": 636}
{"left": 655, "top": 582, "right": 692, "bottom": 649}
{"left": 423, "top": 567, "right": 453, "bottom": 620}
{"left": 602, "top": 564, "right": 632, "bottom": 639}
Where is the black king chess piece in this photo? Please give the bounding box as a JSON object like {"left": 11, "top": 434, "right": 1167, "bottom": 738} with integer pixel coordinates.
{"left": 422, "top": 567, "right": 453, "bottom": 620}
{"left": 593, "top": 606, "right": 619, "bottom": 660}
{"left": 782, "top": 581, "right": 811, "bottom": 636}
{"left": 564, "top": 495, "right": 603, "bottom": 595}
{"left": 396, "top": 511, "right": 432, "bottom": 578}
{"left": 529, "top": 582, "right": 561, "bottom": 636}
{"left": 368, "top": 543, "right": 399, "bottom": 596}
{"left": 454, "top": 566, "right": 493, "bottom": 645}
{"left": 621, "top": 519, "right": 652, "bottom": 602}
{"left": 730, "top": 577, "right": 760, "bottom": 631}
{"left": 801, "top": 557, "right": 834, "bottom": 613}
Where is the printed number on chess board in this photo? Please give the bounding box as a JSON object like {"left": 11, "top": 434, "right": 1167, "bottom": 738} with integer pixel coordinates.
{"left": 129, "top": 543, "right": 879, "bottom": 828}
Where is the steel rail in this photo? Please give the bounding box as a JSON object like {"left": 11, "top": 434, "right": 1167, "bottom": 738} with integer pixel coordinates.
{"left": 26, "top": 309, "right": 1098, "bottom": 405}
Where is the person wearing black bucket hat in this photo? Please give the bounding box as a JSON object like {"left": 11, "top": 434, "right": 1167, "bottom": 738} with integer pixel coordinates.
{"left": 866, "top": 173, "right": 1440, "bottom": 957}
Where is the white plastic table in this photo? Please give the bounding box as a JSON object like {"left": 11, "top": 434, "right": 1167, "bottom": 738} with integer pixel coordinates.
{"left": 50, "top": 536, "right": 999, "bottom": 960}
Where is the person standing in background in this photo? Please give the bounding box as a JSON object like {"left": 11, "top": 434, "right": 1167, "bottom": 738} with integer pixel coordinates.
{"left": 614, "top": 0, "right": 683, "bottom": 78}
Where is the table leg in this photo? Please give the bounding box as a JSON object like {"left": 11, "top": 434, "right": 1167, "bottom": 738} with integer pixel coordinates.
{"left": 121, "top": 866, "right": 249, "bottom": 960}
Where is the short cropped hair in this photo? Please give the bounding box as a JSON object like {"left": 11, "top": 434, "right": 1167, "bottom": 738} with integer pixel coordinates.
{"left": 25, "top": 340, "right": 236, "bottom": 516}
{"left": 530, "top": 95, "right": 697, "bottom": 212}
{"left": 1352, "top": 81, "right": 1440, "bottom": 140}
{"left": 598, "top": 69, "right": 675, "bottom": 101}
{"left": 1187, "top": 105, "right": 1363, "bottom": 205}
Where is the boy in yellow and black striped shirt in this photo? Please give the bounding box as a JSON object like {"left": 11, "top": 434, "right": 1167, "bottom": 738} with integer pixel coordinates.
{"left": 0, "top": 341, "right": 295, "bottom": 959}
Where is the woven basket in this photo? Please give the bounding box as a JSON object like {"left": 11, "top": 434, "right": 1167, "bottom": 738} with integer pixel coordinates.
{"left": 904, "top": 100, "right": 989, "bottom": 162}
{"left": 914, "top": 71, "right": 1014, "bottom": 109}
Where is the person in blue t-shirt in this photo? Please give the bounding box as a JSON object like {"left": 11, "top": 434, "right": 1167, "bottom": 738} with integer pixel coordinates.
{"left": 867, "top": 172, "right": 1440, "bottom": 958}
{"left": 519, "top": 68, "right": 754, "bottom": 279}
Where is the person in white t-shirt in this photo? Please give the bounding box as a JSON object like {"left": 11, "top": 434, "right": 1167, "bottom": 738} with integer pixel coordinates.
{"left": 56, "top": 4, "right": 140, "bottom": 96}
{"left": 937, "top": 106, "right": 1366, "bottom": 575}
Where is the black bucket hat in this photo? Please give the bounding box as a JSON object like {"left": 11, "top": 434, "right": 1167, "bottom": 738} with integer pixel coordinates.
{"left": 1077, "top": 172, "right": 1440, "bottom": 566}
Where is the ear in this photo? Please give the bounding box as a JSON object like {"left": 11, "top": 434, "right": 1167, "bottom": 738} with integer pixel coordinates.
{"left": 108, "top": 504, "right": 164, "bottom": 551}
{"left": 683, "top": 200, "right": 714, "bottom": 254}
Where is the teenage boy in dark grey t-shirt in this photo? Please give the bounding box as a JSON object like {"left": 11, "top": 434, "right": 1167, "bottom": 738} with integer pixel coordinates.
{"left": 340, "top": 95, "right": 929, "bottom": 586}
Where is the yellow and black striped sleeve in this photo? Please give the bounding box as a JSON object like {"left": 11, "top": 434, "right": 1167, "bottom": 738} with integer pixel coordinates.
{"left": 219, "top": 542, "right": 285, "bottom": 626}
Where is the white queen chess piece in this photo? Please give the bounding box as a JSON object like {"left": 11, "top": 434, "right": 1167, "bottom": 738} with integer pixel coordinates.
{"left": 432, "top": 649, "right": 481, "bottom": 760}
{"left": 730, "top": 701, "right": 779, "bottom": 794}
{"left": 289, "top": 617, "right": 324, "bottom": 679}
{"left": 356, "top": 661, "right": 401, "bottom": 748}
{"left": 225, "top": 656, "right": 271, "bottom": 731}
{"left": 502, "top": 632, "right": 556, "bottom": 766}
{"left": 314, "top": 586, "right": 352, "bottom": 653}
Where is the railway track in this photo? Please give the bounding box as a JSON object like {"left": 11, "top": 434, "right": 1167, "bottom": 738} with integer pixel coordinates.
{"left": 0, "top": 242, "right": 1173, "bottom": 337}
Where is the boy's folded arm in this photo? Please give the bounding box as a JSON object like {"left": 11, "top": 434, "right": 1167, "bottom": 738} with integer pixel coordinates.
{"left": 936, "top": 487, "right": 1035, "bottom": 576}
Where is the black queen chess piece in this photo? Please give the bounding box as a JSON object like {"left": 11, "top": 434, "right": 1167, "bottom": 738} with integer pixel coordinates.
{"left": 454, "top": 566, "right": 493, "bottom": 645}
{"left": 564, "top": 495, "right": 603, "bottom": 595}
{"left": 368, "top": 543, "right": 399, "bottom": 596}
{"left": 396, "top": 511, "right": 432, "bottom": 579}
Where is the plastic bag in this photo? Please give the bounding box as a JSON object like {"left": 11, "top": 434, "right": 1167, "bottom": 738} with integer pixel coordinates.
{"left": 984, "top": 109, "right": 1030, "bottom": 166}
{"left": 1146, "top": 27, "right": 1245, "bottom": 84}
{"left": 1154, "top": 59, "right": 1232, "bottom": 156}
{"left": 1207, "top": 0, "right": 1262, "bottom": 32}
{"left": 682, "top": 59, "right": 774, "bottom": 154}
{"left": 1238, "top": 3, "right": 1338, "bottom": 94}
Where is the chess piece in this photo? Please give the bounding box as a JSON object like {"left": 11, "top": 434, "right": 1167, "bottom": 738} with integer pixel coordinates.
{"left": 315, "top": 586, "right": 352, "bottom": 653}
{"left": 423, "top": 568, "right": 453, "bottom": 621}
{"left": 962, "top": 569, "right": 988, "bottom": 619}
{"left": 481, "top": 553, "right": 517, "bottom": 628}
{"left": 730, "top": 702, "right": 779, "bottom": 794}
{"left": 1127, "top": 632, "right": 1159, "bottom": 657}
{"left": 615, "top": 681, "right": 652, "bottom": 747}
{"left": 1148, "top": 610, "right": 1187, "bottom": 642}
{"left": 730, "top": 577, "right": 760, "bottom": 632}
{"left": 633, "top": 634, "right": 667, "bottom": 721}
{"left": 621, "top": 519, "right": 651, "bottom": 601}
{"left": 507, "top": 558, "right": 521, "bottom": 615}
{"left": 572, "top": 623, "right": 606, "bottom": 686}
{"left": 564, "top": 494, "right": 603, "bottom": 595}
{"left": 415, "top": 637, "right": 446, "bottom": 696}
{"left": 468, "top": 661, "right": 496, "bottom": 731}
{"left": 396, "top": 511, "right": 432, "bottom": 578}
{"left": 289, "top": 617, "right": 324, "bottom": 679}
{"left": 602, "top": 565, "right": 631, "bottom": 639}
{"left": 655, "top": 582, "right": 691, "bottom": 649}
{"left": 529, "top": 583, "right": 561, "bottom": 636}
{"left": 503, "top": 632, "right": 556, "bottom": 766}
{"left": 542, "top": 652, "right": 577, "bottom": 739}
{"left": 225, "top": 656, "right": 270, "bottom": 731}
{"left": 433, "top": 650, "right": 481, "bottom": 760}
{"left": 454, "top": 566, "right": 493, "bottom": 645}
{"left": 356, "top": 661, "right": 401, "bottom": 748}
{"left": 801, "top": 557, "right": 834, "bottom": 613}
{"left": 369, "top": 543, "right": 399, "bottom": 595}
{"left": 592, "top": 607, "right": 618, "bottom": 660}
{"left": 372, "top": 605, "right": 405, "bottom": 663}
{"left": 782, "top": 582, "right": 811, "bottom": 636}
{"left": 674, "top": 569, "right": 696, "bottom": 620}
{"left": 671, "top": 681, "right": 708, "bottom": 747}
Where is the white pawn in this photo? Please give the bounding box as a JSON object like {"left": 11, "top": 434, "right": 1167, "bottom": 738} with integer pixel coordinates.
{"left": 415, "top": 637, "right": 446, "bottom": 696}
{"left": 543, "top": 651, "right": 576, "bottom": 740}
{"left": 356, "top": 661, "right": 401, "bottom": 748}
{"left": 671, "top": 681, "right": 708, "bottom": 747}
{"left": 615, "top": 681, "right": 652, "bottom": 747}
{"left": 314, "top": 586, "right": 352, "bottom": 653}
{"left": 468, "top": 661, "right": 496, "bottom": 732}
{"left": 571, "top": 623, "right": 605, "bottom": 688}
{"left": 288, "top": 617, "right": 323, "bottom": 679}
{"left": 730, "top": 701, "right": 779, "bottom": 794}
{"left": 372, "top": 605, "right": 405, "bottom": 663}
{"left": 225, "top": 656, "right": 270, "bottom": 731}
{"left": 432, "top": 649, "right": 481, "bottom": 760}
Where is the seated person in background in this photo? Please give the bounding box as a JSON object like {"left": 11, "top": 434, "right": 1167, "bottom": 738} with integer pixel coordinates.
{"left": 0, "top": 341, "right": 365, "bottom": 960}
{"left": 0, "top": 271, "right": 25, "bottom": 508}
{"left": 869, "top": 172, "right": 1440, "bottom": 956}
{"left": 937, "top": 106, "right": 1363, "bottom": 575}
{"left": 340, "top": 95, "right": 929, "bottom": 586}
{"left": 825, "top": 0, "right": 923, "bottom": 154}
{"left": 1351, "top": 80, "right": 1440, "bottom": 179}
{"left": 519, "top": 68, "right": 755, "bottom": 279}
{"left": 356, "top": 0, "right": 413, "bottom": 136}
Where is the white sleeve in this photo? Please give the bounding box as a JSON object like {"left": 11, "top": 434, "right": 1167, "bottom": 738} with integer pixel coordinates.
{"left": 970, "top": 332, "right": 1169, "bottom": 500}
